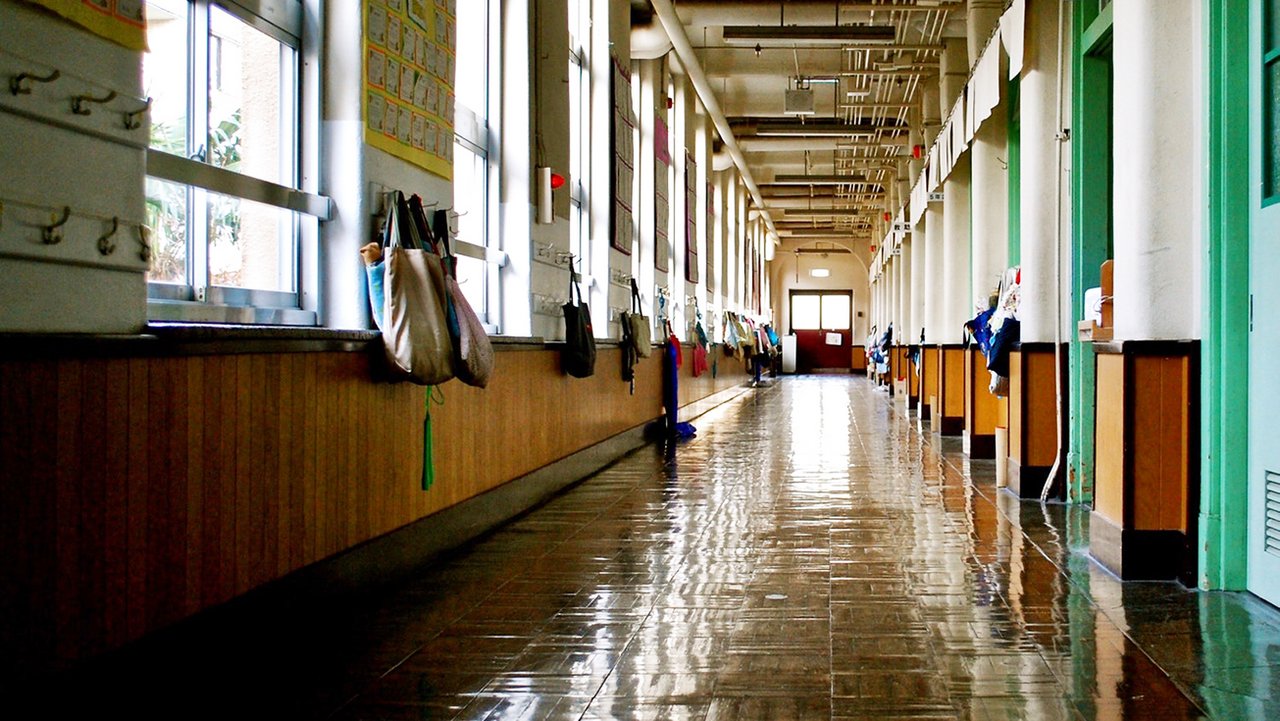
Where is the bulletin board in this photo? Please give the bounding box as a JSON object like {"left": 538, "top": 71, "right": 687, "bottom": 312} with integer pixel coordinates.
{"left": 609, "top": 57, "right": 635, "bottom": 254}
{"left": 363, "top": 0, "right": 456, "bottom": 180}
{"left": 684, "top": 152, "right": 698, "bottom": 284}
{"left": 654, "top": 114, "right": 671, "bottom": 273}
{"left": 22, "top": 0, "right": 146, "bottom": 51}
{"left": 705, "top": 181, "right": 715, "bottom": 293}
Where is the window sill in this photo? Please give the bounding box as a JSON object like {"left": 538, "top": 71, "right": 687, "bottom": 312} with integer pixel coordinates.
{"left": 0, "top": 326, "right": 637, "bottom": 359}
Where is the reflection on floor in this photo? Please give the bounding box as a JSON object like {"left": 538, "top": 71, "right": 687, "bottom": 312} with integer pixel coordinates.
{"left": 38, "top": 376, "right": 1280, "bottom": 720}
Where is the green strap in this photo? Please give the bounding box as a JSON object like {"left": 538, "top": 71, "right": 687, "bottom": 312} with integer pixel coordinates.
{"left": 422, "top": 386, "right": 445, "bottom": 491}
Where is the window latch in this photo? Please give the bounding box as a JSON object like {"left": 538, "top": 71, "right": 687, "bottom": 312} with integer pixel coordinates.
{"left": 189, "top": 145, "right": 207, "bottom": 163}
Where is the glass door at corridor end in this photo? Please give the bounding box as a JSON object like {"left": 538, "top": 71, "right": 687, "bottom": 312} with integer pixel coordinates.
{"left": 789, "top": 291, "right": 852, "bottom": 373}
{"left": 1249, "top": 0, "right": 1280, "bottom": 606}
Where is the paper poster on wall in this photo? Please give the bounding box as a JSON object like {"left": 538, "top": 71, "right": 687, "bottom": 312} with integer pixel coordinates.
{"left": 22, "top": 0, "right": 146, "bottom": 50}
{"left": 363, "top": 0, "right": 455, "bottom": 180}
{"left": 705, "top": 181, "right": 715, "bottom": 293}
{"left": 684, "top": 152, "right": 698, "bottom": 284}
{"left": 610, "top": 57, "right": 635, "bottom": 255}
{"left": 654, "top": 113, "right": 671, "bottom": 273}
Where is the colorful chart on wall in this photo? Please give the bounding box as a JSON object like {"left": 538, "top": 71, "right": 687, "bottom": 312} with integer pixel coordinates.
{"left": 23, "top": 0, "right": 146, "bottom": 50}
{"left": 610, "top": 57, "right": 635, "bottom": 255}
{"left": 654, "top": 114, "right": 671, "bottom": 273}
{"left": 363, "top": 0, "right": 456, "bottom": 180}
{"left": 684, "top": 152, "right": 698, "bottom": 284}
{"left": 705, "top": 181, "right": 715, "bottom": 293}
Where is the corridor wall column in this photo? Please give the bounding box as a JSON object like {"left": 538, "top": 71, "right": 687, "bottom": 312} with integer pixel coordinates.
{"left": 1091, "top": 0, "right": 1201, "bottom": 585}
{"left": 1010, "top": 0, "right": 1068, "bottom": 498}
{"left": 936, "top": 37, "right": 969, "bottom": 435}
{"left": 921, "top": 77, "right": 943, "bottom": 423}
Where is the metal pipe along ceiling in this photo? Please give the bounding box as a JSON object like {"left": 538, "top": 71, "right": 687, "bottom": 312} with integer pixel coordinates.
{"left": 649, "top": 0, "right": 779, "bottom": 243}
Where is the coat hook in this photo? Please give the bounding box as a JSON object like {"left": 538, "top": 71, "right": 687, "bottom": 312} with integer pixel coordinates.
{"left": 9, "top": 69, "right": 60, "bottom": 96}
{"left": 72, "top": 89, "right": 118, "bottom": 116}
{"left": 123, "top": 97, "right": 151, "bottom": 130}
{"left": 97, "top": 217, "right": 119, "bottom": 256}
{"left": 42, "top": 206, "right": 71, "bottom": 245}
{"left": 137, "top": 225, "right": 152, "bottom": 263}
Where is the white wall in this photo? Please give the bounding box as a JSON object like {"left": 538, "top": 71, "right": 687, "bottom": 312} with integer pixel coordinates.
{"left": 770, "top": 250, "right": 871, "bottom": 342}
{"left": 1112, "top": 0, "right": 1201, "bottom": 341}
{"left": 0, "top": 2, "right": 147, "bottom": 333}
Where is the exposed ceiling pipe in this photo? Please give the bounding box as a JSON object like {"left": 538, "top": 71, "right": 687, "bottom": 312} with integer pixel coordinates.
{"left": 650, "top": 0, "right": 779, "bottom": 243}
{"left": 673, "top": 1, "right": 963, "bottom": 27}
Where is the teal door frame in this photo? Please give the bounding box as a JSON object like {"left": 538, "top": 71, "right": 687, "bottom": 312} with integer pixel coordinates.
{"left": 1068, "top": 2, "right": 1113, "bottom": 505}
{"left": 1198, "top": 0, "right": 1250, "bottom": 591}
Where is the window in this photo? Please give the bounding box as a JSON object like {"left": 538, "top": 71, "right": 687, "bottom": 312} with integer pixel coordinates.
{"left": 568, "top": 0, "right": 591, "bottom": 278}
{"left": 1266, "top": 0, "right": 1280, "bottom": 202}
{"left": 452, "top": 0, "right": 501, "bottom": 330}
{"left": 790, "top": 291, "right": 851, "bottom": 333}
{"left": 144, "top": 0, "right": 324, "bottom": 324}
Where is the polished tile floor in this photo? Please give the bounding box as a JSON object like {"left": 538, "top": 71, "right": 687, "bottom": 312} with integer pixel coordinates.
{"left": 45, "top": 376, "right": 1280, "bottom": 719}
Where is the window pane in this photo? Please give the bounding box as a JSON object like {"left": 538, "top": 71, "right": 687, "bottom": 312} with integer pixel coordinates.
{"left": 144, "top": 0, "right": 190, "bottom": 157}
{"left": 208, "top": 5, "right": 296, "bottom": 185}
{"left": 207, "top": 190, "right": 297, "bottom": 291}
{"left": 146, "top": 177, "right": 189, "bottom": 284}
{"left": 1269, "top": 60, "right": 1280, "bottom": 198}
{"left": 792, "top": 295, "right": 820, "bottom": 330}
{"left": 453, "top": 142, "right": 487, "bottom": 316}
{"left": 455, "top": 0, "right": 485, "bottom": 120}
{"left": 821, "top": 295, "right": 850, "bottom": 330}
{"left": 1270, "top": 0, "right": 1280, "bottom": 52}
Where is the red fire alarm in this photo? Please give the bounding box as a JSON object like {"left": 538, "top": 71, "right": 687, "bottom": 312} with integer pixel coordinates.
{"left": 912, "top": 144, "right": 924, "bottom": 159}
{"left": 882, "top": 211, "right": 892, "bottom": 222}
{"left": 869, "top": 245, "right": 877, "bottom": 253}
{"left": 550, "top": 172, "right": 566, "bottom": 190}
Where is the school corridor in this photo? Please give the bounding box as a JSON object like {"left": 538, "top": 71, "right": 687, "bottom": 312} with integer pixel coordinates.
{"left": 32, "top": 376, "right": 1280, "bottom": 721}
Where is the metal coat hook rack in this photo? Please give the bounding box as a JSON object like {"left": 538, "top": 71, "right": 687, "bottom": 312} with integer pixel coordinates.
{"left": 71, "top": 89, "right": 117, "bottom": 116}
{"left": 97, "top": 216, "right": 118, "bottom": 256}
{"left": 123, "top": 97, "right": 151, "bottom": 130}
{"left": 42, "top": 206, "right": 70, "bottom": 244}
{"left": 9, "top": 68, "right": 59, "bottom": 95}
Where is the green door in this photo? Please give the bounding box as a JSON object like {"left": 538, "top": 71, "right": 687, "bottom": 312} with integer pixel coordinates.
{"left": 1249, "top": 0, "right": 1280, "bottom": 606}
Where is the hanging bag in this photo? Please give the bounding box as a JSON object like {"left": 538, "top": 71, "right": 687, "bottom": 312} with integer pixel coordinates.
{"left": 627, "top": 278, "right": 652, "bottom": 358}
{"left": 561, "top": 256, "right": 596, "bottom": 377}
{"left": 381, "top": 191, "right": 455, "bottom": 386}
{"left": 427, "top": 206, "right": 495, "bottom": 388}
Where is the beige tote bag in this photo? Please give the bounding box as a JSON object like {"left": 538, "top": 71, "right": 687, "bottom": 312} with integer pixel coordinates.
{"left": 382, "top": 193, "right": 455, "bottom": 386}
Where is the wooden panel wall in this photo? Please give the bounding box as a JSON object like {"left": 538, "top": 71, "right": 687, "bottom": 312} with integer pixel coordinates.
{"left": 1131, "top": 355, "right": 1192, "bottom": 532}
{"left": 923, "top": 347, "right": 940, "bottom": 408}
{"left": 1010, "top": 352, "right": 1024, "bottom": 461}
{"left": 1024, "top": 350, "right": 1061, "bottom": 467}
{"left": 942, "top": 348, "right": 966, "bottom": 418}
{"left": 0, "top": 345, "right": 700, "bottom": 670}
{"left": 964, "top": 349, "right": 999, "bottom": 436}
{"left": 1094, "top": 353, "right": 1126, "bottom": 525}
{"left": 677, "top": 344, "right": 750, "bottom": 408}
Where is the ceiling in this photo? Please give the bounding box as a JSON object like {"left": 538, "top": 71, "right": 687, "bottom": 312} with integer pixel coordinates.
{"left": 649, "top": 0, "right": 968, "bottom": 252}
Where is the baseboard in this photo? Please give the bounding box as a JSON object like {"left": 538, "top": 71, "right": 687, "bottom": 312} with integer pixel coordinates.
{"left": 964, "top": 432, "right": 995, "bottom": 459}
{"left": 1089, "top": 512, "right": 1190, "bottom": 583}
{"left": 938, "top": 415, "right": 964, "bottom": 436}
{"left": 1006, "top": 458, "right": 1061, "bottom": 500}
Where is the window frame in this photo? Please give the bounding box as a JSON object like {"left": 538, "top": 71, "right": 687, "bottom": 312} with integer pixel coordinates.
{"left": 144, "top": 0, "right": 328, "bottom": 326}
{"left": 451, "top": 0, "right": 505, "bottom": 333}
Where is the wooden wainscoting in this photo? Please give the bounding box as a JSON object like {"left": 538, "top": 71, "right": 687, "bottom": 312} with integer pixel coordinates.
{"left": 0, "top": 342, "right": 694, "bottom": 671}
{"left": 1007, "top": 345, "right": 1067, "bottom": 498}
{"left": 963, "top": 348, "right": 999, "bottom": 458}
{"left": 1089, "top": 341, "right": 1200, "bottom": 584}
{"left": 935, "top": 345, "right": 966, "bottom": 435}
{"left": 921, "top": 346, "right": 939, "bottom": 421}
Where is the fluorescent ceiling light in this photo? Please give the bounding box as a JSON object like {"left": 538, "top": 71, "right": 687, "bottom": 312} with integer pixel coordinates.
{"left": 810, "top": 268, "right": 832, "bottom": 278}
{"left": 723, "top": 25, "right": 896, "bottom": 46}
